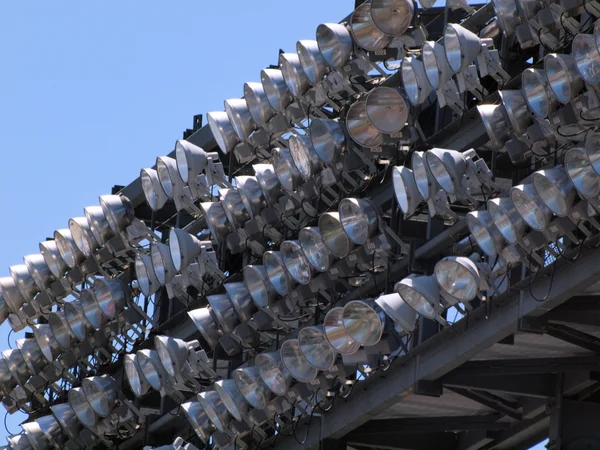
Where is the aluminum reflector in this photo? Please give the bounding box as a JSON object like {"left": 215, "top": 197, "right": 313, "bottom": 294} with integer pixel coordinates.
{"left": 393, "top": 166, "right": 423, "bottom": 215}
{"left": 422, "top": 40, "right": 452, "bottom": 90}
{"left": 81, "top": 375, "right": 118, "bottom": 417}
{"left": 233, "top": 366, "right": 272, "bottom": 410}
{"left": 141, "top": 168, "right": 169, "bottom": 211}
{"left": 39, "top": 240, "right": 68, "bottom": 280}
{"left": 365, "top": 86, "right": 409, "bottom": 134}
{"left": 181, "top": 401, "right": 214, "bottom": 444}
{"left": 587, "top": 131, "right": 600, "bottom": 177}
{"left": 544, "top": 53, "right": 583, "bottom": 104}
{"left": 375, "top": 293, "right": 417, "bottom": 333}
{"left": 346, "top": 100, "right": 384, "bottom": 148}
{"left": 198, "top": 390, "right": 232, "bottom": 433}
{"left": 223, "top": 282, "right": 256, "bottom": 323}
{"left": 207, "top": 111, "right": 239, "bottom": 154}
{"left": 532, "top": 166, "right": 576, "bottom": 217}
{"left": 225, "top": 98, "right": 255, "bottom": 141}
{"left": 69, "top": 216, "right": 99, "bottom": 257}
{"left": 137, "top": 349, "right": 168, "bottom": 391}
{"left": 499, "top": 90, "right": 530, "bottom": 136}
{"left": 32, "top": 324, "right": 60, "bottom": 363}
{"left": 565, "top": 147, "right": 600, "bottom": 199}
{"left": 54, "top": 229, "right": 84, "bottom": 269}
{"left": 64, "top": 301, "right": 93, "bottom": 342}
{"left": 510, "top": 184, "right": 553, "bottom": 231}
{"left": 316, "top": 23, "right": 353, "bottom": 69}
{"left": 343, "top": 300, "right": 384, "bottom": 346}
{"left": 402, "top": 56, "right": 432, "bottom": 106}
{"left": 466, "top": 210, "right": 505, "bottom": 257}
{"left": 281, "top": 240, "right": 313, "bottom": 285}
{"left": 281, "top": 339, "right": 318, "bottom": 383}
{"left": 169, "top": 227, "right": 204, "bottom": 272}
{"left": 175, "top": 139, "right": 208, "bottom": 184}
{"left": 16, "top": 339, "right": 45, "bottom": 375}
{"left": 135, "top": 253, "right": 160, "bottom": 297}
{"left": 288, "top": 133, "right": 321, "bottom": 180}
{"left": 349, "top": 3, "right": 391, "bottom": 51}
{"left": 48, "top": 311, "right": 75, "bottom": 351}
{"left": 68, "top": 387, "right": 97, "bottom": 428}
{"left": 155, "top": 335, "right": 193, "bottom": 378}
{"left": 243, "top": 82, "right": 274, "bottom": 126}
{"left": 573, "top": 33, "right": 600, "bottom": 86}
{"left": 235, "top": 175, "right": 266, "bottom": 219}
{"left": 521, "top": 68, "right": 556, "bottom": 118}
{"left": 99, "top": 194, "right": 134, "bottom": 235}
{"left": 319, "top": 212, "right": 353, "bottom": 258}
{"left": 272, "top": 147, "right": 303, "bottom": 193}
{"left": 85, "top": 205, "right": 113, "bottom": 246}
{"left": 124, "top": 353, "right": 150, "bottom": 397}
{"left": 264, "top": 251, "right": 295, "bottom": 296}
{"left": 444, "top": 23, "right": 481, "bottom": 73}
{"left": 339, "top": 198, "right": 378, "bottom": 245}
{"left": 280, "top": 52, "right": 310, "bottom": 97}
{"left": 50, "top": 403, "right": 81, "bottom": 442}
{"left": 9, "top": 264, "right": 38, "bottom": 302}
{"left": 323, "top": 307, "right": 360, "bottom": 355}
{"left": 200, "top": 202, "right": 233, "bottom": 244}
{"left": 477, "top": 104, "right": 510, "bottom": 149}
{"left": 370, "top": 0, "right": 414, "bottom": 36}
{"left": 310, "top": 118, "right": 346, "bottom": 163}
{"left": 36, "top": 414, "right": 68, "bottom": 449}
{"left": 3, "top": 348, "right": 30, "bottom": 385}
{"left": 395, "top": 275, "right": 443, "bottom": 321}
{"left": 412, "top": 151, "right": 438, "bottom": 200}
{"left": 188, "top": 308, "right": 222, "bottom": 349}
{"left": 434, "top": 256, "right": 480, "bottom": 303}
{"left": 492, "top": 0, "right": 521, "bottom": 35}
{"left": 297, "top": 39, "right": 329, "bottom": 84}
{"left": 244, "top": 265, "right": 277, "bottom": 309}
{"left": 254, "top": 163, "right": 281, "bottom": 208}
{"left": 23, "top": 253, "right": 53, "bottom": 292}
{"left": 214, "top": 379, "right": 249, "bottom": 422}
{"left": 256, "top": 352, "right": 293, "bottom": 396}
{"left": 150, "top": 241, "right": 176, "bottom": 285}
{"left": 298, "top": 325, "right": 336, "bottom": 371}
{"left": 261, "top": 68, "right": 292, "bottom": 113}
{"left": 299, "top": 227, "right": 333, "bottom": 272}
{"left": 0, "top": 276, "right": 26, "bottom": 314}
{"left": 221, "top": 188, "right": 250, "bottom": 229}
{"left": 207, "top": 294, "right": 238, "bottom": 333}
{"left": 487, "top": 197, "right": 526, "bottom": 244}
{"left": 80, "top": 288, "right": 106, "bottom": 330}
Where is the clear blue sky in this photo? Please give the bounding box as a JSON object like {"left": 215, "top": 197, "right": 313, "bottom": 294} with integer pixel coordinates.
{"left": 0, "top": 1, "right": 547, "bottom": 449}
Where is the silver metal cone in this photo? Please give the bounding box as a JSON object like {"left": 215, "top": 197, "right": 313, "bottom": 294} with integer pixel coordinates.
{"left": 323, "top": 307, "right": 360, "bottom": 355}
{"left": 214, "top": 379, "right": 249, "bottom": 422}
{"left": 233, "top": 366, "right": 273, "bottom": 410}
{"left": 298, "top": 326, "right": 336, "bottom": 371}
{"left": 82, "top": 375, "right": 118, "bottom": 417}
{"left": 280, "top": 339, "right": 318, "bottom": 383}
{"left": 197, "top": 390, "right": 232, "bottom": 433}
{"left": 342, "top": 300, "right": 384, "bottom": 347}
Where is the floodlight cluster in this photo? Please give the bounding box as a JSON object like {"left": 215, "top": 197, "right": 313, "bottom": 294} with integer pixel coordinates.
{"left": 4, "top": 0, "right": 600, "bottom": 449}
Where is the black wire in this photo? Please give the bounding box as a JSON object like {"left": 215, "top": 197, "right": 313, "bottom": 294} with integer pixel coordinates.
{"left": 528, "top": 253, "right": 557, "bottom": 302}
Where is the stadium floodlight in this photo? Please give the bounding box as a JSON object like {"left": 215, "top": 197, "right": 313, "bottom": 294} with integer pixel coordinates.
{"left": 323, "top": 307, "right": 360, "bottom": 355}
{"left": 281, "top": 240, "right": 313, "bottom": 285}
{"left": 135, "top": 253, "right": 160, "bottom": 297}
{"left": 68, "top": 387, "right": 97, "bottom": 428}
{"left": 365, "top": 86, "right": 410, "bottom": 134}
{"left": 156, "top": 155, "right": 199, "bottom": 212}
{"left": 498, "top": 90, "right": 531, "bottom": 136}
{"left": 510, "top": 184, "right": 553, "bottom": 232}
{"left": 586, "top": 132, "right": 600, "bottom": 180}
{"left": 339, "top": 198, "right": 378, "bottom": 245}
{"left": 32, "top": 324, "right": 61, "bottom": 364}
{"left": 402, "top": 56, "right": 432, "bottom": 107}
{"left": 521, "top": 68, "right": 558, "bottom": 119}
{"left": 64, "top": 300, "right": 94, "bottom": 342}
{"left": 235, "top": 176, "right": 267, "bottom": 219}
{"left": 349, "top": 2, "right": 391, "bottom": 52}
{"left": 175, "top": 139, "right": 208, "bottom": 185}
{"left": 298, "top": 227, "right": 334, "bottom": 272}
{"left": 342, "top": 300, "right": 385, "bottom": 346}
{"left": 0, "top": 277, "right": 26, "bottom": 314}
{"left": 3, "top": 348, "right": 31, "bottom": 386}
{"left": 375, "top": 293, "right": 418, "bottom": 333}
{"left": 272, "top": 147, "right": 304, "bottom": 193}
{"left": 16, "top": 339, "right": 46, "bottom": 375}
{"left": 565, "top": 147, "right": 600, "bottom": 200}
{"left": 7, "top": 433, "right": 33, "bottom": 450}
{"left": 154, "top": 335, "right": 200, "bottom": 378}
{"left": 492, "top": 0, "right": 522, "bottom": 36}
{"left": 188, "top": 308, "right": 222, "bottom": 350}
{"left": 214, "top": 379, "right": 249, "bottom": 423}
{"left": 54, "top": 229, "right": 85, "bottom": 269}
{"left": 256, "top": 352, "right": 293, "bottom": 396}
{"left": 207, "top": 294, "right": 239, "bottom": 333}
{"left": 225, "top": 98, "right": 255, "bottom": 142}
{"left": 281, "top": 339, "right": 318, "bottom": 383}
{"left": 370, "top": 0, "right": 415, "bottom": 35}
{"left": 92, "top": 278, "right": 128, "bottom": 323}
{"left": 411, "top": 150, "right": 439, "bottom": 202}
{"left": 392, "top": 166, "right": 423, "bottom": 216}
{"left": 425, "top": 148, "right": 477, "bottom": 205}
{"left": 48, "top": 311, "right": 76, "bottom": 351}
{"left": 487, "top": 197, "right": 527, "bottom": 245}
{"left": 81, "top": 376, "right": 119, "bottom": 418}
{"left": 573, "top": 33, "right": 600, "bottom": 86}
{"left": 81, "top": 289, "right": 107, "bottom": 330}
{"left": 36, "top": 414, "right": 69, "bottom": 449}
{"left": 39, "top": 241, "right": 69, "bottom": 280}
{"left": 310, "top": 118, "right": 346, "bottom": 164}
{"left": 316, "top": 23, "right": 354, "bottom": 70}
{"left": 318, "top": 212, "right": 354, "bottom": 258}
{"left": 150, "top": 241, "right": 176, "bottom": 285}
{"left": 288, "top": 134, "right": 321, "bottom": 181}
{"left": 9, "top": 264, "right": 38, "bottom": 302}
{"left": 244, "top": 82, "right": 274, "bottom": 126}
{"left": 197, "top": 391, "right": 232, "bottom": 433}
{"left": 346, "top": 100, "right": 384, "bottom": 148}
{"left": 298, "top": 326, "right": 336, "bottom": 371}
{"left": 23, "top": 254, "right": 54, "bottom": 292}
{"left": 124, "top": 353, "right": 150, "bottom": 397}
{"left": 434, "top": 256, "right": 481, "bottom": 306}
{"left": 477, "top": 104, "right": 511, "bottom": 149}
{"left": 264, "top": 251, "right": 295, "bottom": 296}
{"left": 207, "top": 111, "right": 239, "bottom": 154}
{"left": 83, "top": 205, "right": 113, "bottom": 250}
{"left": 261, "top": 69, "right": 293, "bottom": 114}
{"left": 200, "top": 202, "right": 233, "bottom": 244}
{"left": 141, "top": 168, "right": 169, "bottom": 211}
{"left": 532, "top": 167, "right": 578, "bottom": 219}
{"left": 136, "top": 349, "right": 169, "bottom": 392}
{"left": 0, "top": 357, "right": 17, "bottom": 395}
{"left": 220, "top": 188, "right": 251, "bottom": 229}
{"left": 223, "top": 282, "right": 256, "bottom": 323}
{"left": 169, "top": 228, "right": 208, "bottom": 272}
{"left": 466, "top": 210, "right": 505, "bottom": 257}
{"left": 544, "top": 53, "right": 584, "bottom": 105}
{"left": 181, "top": 401, "right": 215, "bottom": 444}
{"left": 395, "top": 276, "right": 448, "bottom": 326}
{"left": 280, "top": 52, "right": 310, "bottom": 97}
{"left": 99, "top": 194, "right": 135, "bottom": 236}
{"left": 297, "top": 39, "right": 329, "bottom": 85}
{"left": 69, "top": 216, "right": 99, "bottom": 257}
{"left": 422, "top": 40, "right": 463, "bottom": 111}
{"left": 22, "top": 420, "right": 56, "bottom": 450}
{"left": 233, "top": 366, "right": 273, "bottom": 410}
{"left": 50, "top": 403, "right": 82, "bottom": 443}
{"left": 254, "top": 164, "right": 282, "bottom": 208}
{"left": 0, "top": 293, "right": 8, "bottom": 326}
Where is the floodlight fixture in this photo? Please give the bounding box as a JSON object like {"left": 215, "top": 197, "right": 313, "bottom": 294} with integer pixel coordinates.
{"left": 39, "top": 240, "right": 69, "bottom": 280}
{"left": 54, "top": 229, "right": 85, "bottom": 269}
{"left": 7, "top": 434, "right": 33, "bottom": 450}
{"left": 188, "top": 307, "right": 222, "bottom": 350}
{"left": 223, "top": 282, "right": 256, "bottom": 323}
{"left": 169, "top": 228, "right": 206, "bottom": 272}
{"left": 199, "top": 202, "right": 233, "bottom": 244}
{"left": 135, "top": 253, "right": 160, "bottom": 297}
{"left": 83, "top": 205, "right": 113, "bottom": 248}
{"left": 309, "top": 118, "right": 346, "bottom": 163}
{"left": 477, "top": 104, "right": 510, "bottom": 149}
{"left": 48, "top": 311, "right": 76, "bottom": 351}
{"left": 272, "top": 147, "right": 303, "bottom": 193}
{"left": 141, "top": 168, "right": 169, "bottom": 211}
{"left": 492, "top": 0, "right": 522, "bottom": 36}
{"left": 323, "top": 307, "right": 360, "bottom": 355}
{"left": 339, "top": 198, "right": 378, "bottom": 245}
{"left": 280, "top": 52, "right": 310, "bottom": 97}
{"left": 586, "top": 131, "right": 600, "bottom": 177}
{"left": 9, "top": 264, "right": 38, "bottom": 302}
{"left": 466, "top": 210, "right": 505, "bottom": 257}
{"left": 434, "top": 256, "right": 481, "bottom": 305}
{"left": 93, "top": 278, "right": 128, "bottom": 322}
{"left": 124, "top": 353, "right": 151, "bottom": 397}
{"left": 342, "top": 300, "right": 385, "bottom": 346}
{"left": 181, "top": 401, "right": 214, "bottom": 444}
{"left": 281, "top": 240, "right": 313, "bottom": 285}
{"left": 207, "top": 111, "right": 239, "bottom": 154}
{"left": 280, "top": 339, "right": 318, "bottom": 383}
{"left": 150, "top": 241, "right": 176, "bottom": 285}
{"left": 64, "top": 300, "right": 94, "bottom": 342}
{"left": 233, "top": 366, "right": 273, "bottom": 410}
{"left": 23, "top": 254, "right": 53, "bottom": 292}
{"left": 68, "top": 387, "right": 97, "bottom": 428}
{"left": 0, "top": 276, "right": 26, "bottom": 314}
{"left": 487, "top": 197, "right": 527, "bottom": 244}
{"left": 374, "top": 293, "right": 417, "bottom": 333}
{"left": 318, "top": 212, "right": 353, "bottom": 258}
{"left": 0, "top": 357, "right": 17, "bottom": 395}
{"left": 220, "top": 188, "right": 250, "bottom": 229}
{"left": 298, "top": 326, "right": 336, "bottom": 371}
{"left": 544, "top": 53, "right": 583, "bottom": 104}
{"left": 395, "top": 275, "right": 448, "bottom": 325}
{"left": 256, "top": 352, "right": 293, "bottom": 396}
{"left": 532, "top": 166, "right": 577, "bottom": 217}
{"left": 36, "top": 413, "right": 69, "bottom": 449}
{"left": 402, "top": 56, "right": 432, "bottom": 106}
{"left": 3, "top": 348, "right": 31, "bottom": 386}
{"left": 32, "top": 324, "right": 61, "bottom": 363}
{"left": 263, "top": 251, "right": 295, "bottom": 296}
{"left": 365, "top": 86, "right": 410, "bottom": 134}
{"left": 297, "top": 39, "right": 329, "bottom": 85}
{"left": 235, "top": 176, "right": 267, "bottom": 219}
{"left": 411, "top": 151, "right": 439, "bottom": 201}
{"left": 81, "top": 375, "right": 118, "bottom": 418}
{"left": 136, "top": 349, "right": 168, "bottom": 392}
{"left": 68, "top": 216, "right": 99, "bottom": 257}
{"left": 298, "top": 227, "right": 334, "bottom": 272}
{"left": 254, "top": 163, "right": 282, "bottom": 208}
{"left": 498, "top": 90, "right": 531, "bottom": 136}
{"left": 392, "top": 166, "right": 423, "bottom": 216}
{"left": 349, "top": 3, "right": 391, "bottom": 51}
{"left": 50, "top": 403, "right": 82, "bottom": 443}
{"left": 444, "top": 23, "right": 483, "bottom": 74}
{"left": 422, "top": 40, "right": 453, "bottom": 91}
{"left": 244, "top": 81, "right": 274, "bottom": 126}
{"left": 573, "top": 33, "right": 600, "bottom": 86}
{"left": 207, "top": 294, "right": 238, "bottom": 333}
{"left": 521, "top": 68, "right": 557, "bottom": 119}
{"left": 154, "top": 335, "right": 199, "bottom": 378}
{"left": 261, "top": 68, "right": 293, "bottom": 113}
{"left": 99, "top": 194, "right": 134, "bottom": 235}
{"left": 370, "top": 0, "right": 415, "bottom": 36}
{"left": 175, "top": 139, "right": 208, "bottom": 185}
{"left": 22, "top": 420, "right": 55, "bottom": 450}
{"left": 214, "top": 379, "right": 249, "bottom": 423}
{"left": 316, "top": 23, "right": 353, "bottom": 69}
{"left": 346, "top": 101, "right": 383, "bottom": 148}
{"left": 288, "top": 134, "right": 321, "bottom": 180}
{"left": 198, "top": 391, "right": 232, "bottom": 434}
{"left": 510, "top": 184, "right": 553, "bottom": 232}
{"left": 80, "top": 289, "right": 106, "bottom": 330}
{"left": 565, "top": 147, "right": 600, "bottom": 200}
{"left": 16, "top": 338, "right": 45, "bottom": 375}
{"left": 425, "top": 148, "right": 478, "bottom": 205}
{"left": 224, "top": 98, "right": 255, "bottom": 141}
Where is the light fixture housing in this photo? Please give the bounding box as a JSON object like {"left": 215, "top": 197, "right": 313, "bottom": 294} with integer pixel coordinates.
{"left": 299, "top": 227, "right": 334, "bottom": 272}
{"left": 565, "top": 147, "right": 600, "bottom": 200}
{"left": 498, "top": 90, "right": 531, "bottom": 136}
{"left": 207, "top": 111, "right": 239, "bottom": 154}
{"left": 444, "top": 23, "right": 482, "bottom": 73}
{"left": 223, "top": 282, "right": 256, "bottom": 323}
{"left": 346, "top": 100, "right": 384, "bottom": 148}
{"left": 395, "top": 275, "right": 445, "bottom": 322}
{"left": 281, "top": 240, "right": 313, "bottom": 285}
{"left": 521, "top": 68, "right": 557, "bottom": 119}
{"left": 310, "top": 118, "right": 346, "bottom": 163}
{"left": 23, "top": 253, "right": 54, "bottom": 292}
{"left": 375, "top": 293, "right": 417, "bottom": 333}
{"left": 64, "top": 300, "right": 94, "bottom": 342}
{"left": 197, "top": 390, "right": 232, "bottom": 433}
{"left": 169, "top": 228, "right": 204, "bottom": 272}
{"left": 244, "top": 81, "right": 274, "bottom": 126}
{"left": 393, "top": 166, "right": 423, "bottom": 216}
{"left": 509, "top": 184, "right": 553, "bottom": 232}
{"left": 487, "top": 197, "right": 527, "bottom": 244}
{"left": 150, "top": 241, "right": 177, "bottom": 285}
{"left": 188, "top": 308, "right": 222, "bottom": 349}
{"left": 339, "top": 198, "right": 378, "bottom": 245}
{"left": 288, "top": 133, "right": 321, "bottom": 180}
{"left": 323, "top": 307, "right": 360, "bottom": 355}
{"left": 316, "top": 23, "right": 353, "bottom": 69}
{"left": 224, "top": 98, "right": 255, "bottom": 141}
{"left": 318, "top": 212, "right": 353, "bottom": 258}
{"left": 39, "top": 240, "right": 69, "bottom": 280}
{"left": 154, "top": 335, "right": 194, "bottom": 378}
{"left": 199, "top": 202, "right": 233, "bottom": 244}
{"left": 272, "top": 147, "right": 303, "bottom": 193}
{"left": 402, "top": 56, "right": 432, "bottom": 106}
{"left": 370, "top": 0, "right": 414, "bottom": 36}
{"left": 214, "top": 379, "right": 249, "bottom": 423}
{"left": 0, "top": 276, "right": 26, "bottom": 314}
{"left": 280, "top": 339, "right": 318, "bottom": 383}
{"left": 141, "top": 168, "right": 169, "bottom": 211}
{"left": 261, "top": 68, "right": 292, "bottom": 113}
{"left": 124, "top": 353, "right": 150, "bottom": 397}
{"left": 466, "top": 210, "right": 505, "bottom": 257}
{"left": 175, "top": 139, "right": 208, "bottom": 185}
{"left": 544, "top": 53, "right": 583, "bottom": 104}
{"left": 263, "top": 251, "right": 295, "bottom": 296}
{"left": 135, "top": 253, "right": 161, "bottom": 297}
{"left": 54, "top": 229, "right": 85, "bottom": 269}
{"left": 235, "top": 176, "right": 267, "bottom": 219}
{"left": 298, "top": 325, "right": 336, "bottom": 371}
{"left": 9, "top": 264, "right": 38, "bottom": 302}
{"left": 342, "top": 300, "right": 385, "bottom": 346}
{"left": 136, "top": 349, "right": 168, "bottom": 391}
{"left": 434, "top": 256, "right": 481, "bottom": 303}
{"left": 365, "top": 86, "right": 409, "bottom": 134}
{"left": 181, "top": 401, "right": 214, "bottom": 444}
{"left": 477, "top": 104, "right": 511, "bottom": 149}
{"left": 68, "top": 387, "right": 97, "bottom": 428}
{"left": 532, "top": 167, "right": 577, "bottom": 217}
{"left": 349, "top": 3, "right": 391, "bottom": 51}
{"left": 256, "top": 352, "right": 293, "bottom": 396}
{"left": 254, "top": 163, "right": 281, "bottom": 208}
{"left": 68, "top": 216, "right": 99, "bottom": 257}
{"left": 99, "top": 194, "right": 134, "bottom": 235}
{"left": 81, "top": 375, "right": 118, "bottom": 418}
{"left": 221, "top": 188, "right": 250, "bottom": 229}
{"left": 233, "top": 366, "right": 273, "bottom": 410}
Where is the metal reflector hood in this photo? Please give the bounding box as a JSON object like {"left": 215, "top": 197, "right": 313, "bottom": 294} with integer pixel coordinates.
{"left": 350, "top": 3, "right": 391, "bottom": 51}
{"left": 370, "top": 0, "right": 414, "bottom": 35}
{"left": 207, "top": 111, "right": 239, "bottom": 154}
{"left": 243, "top": 81, "right": 274, "bottom": 126}
{"left": 323, "top": 307, "right": 360, "bottom": 355}
{"left": 316, "top": 23, "right": 353, "bottom": 69}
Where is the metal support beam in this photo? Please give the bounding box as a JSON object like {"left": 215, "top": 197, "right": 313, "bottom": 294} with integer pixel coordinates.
{"left": 546, "top": 323, "right": 600, "bottom": 353}
{"left": 444, "top": 374, "right": 557, "bottom": 398}
{"left": 348, "top": 415, "right": 510, "bottom": 435}
{"left": 447, "top": 387, "right": 523, "bottom": 421}
{"left": 348, "top": 431, "right": 457, "bottom": 450}
{"left": 446, "top": 356, "right": 600, "bottom": 377}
